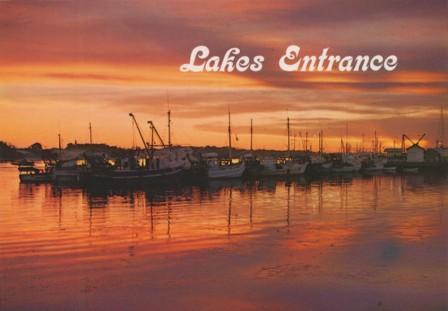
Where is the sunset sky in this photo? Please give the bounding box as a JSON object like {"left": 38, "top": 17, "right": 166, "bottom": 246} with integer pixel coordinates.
{"left": 0, "top": 0, "right": 446, "bottom": 151}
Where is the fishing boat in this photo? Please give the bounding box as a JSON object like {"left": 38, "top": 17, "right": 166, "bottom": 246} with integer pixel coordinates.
{"left": 259, "top": 116, "right": 309, "bottom": 177}
{"left": 13, "top": 160, "right": 35, "bottom": 167}
{"left": 243, "top": 153, "right": 263, "bottom": 177}
{"left": 204, "top": 153, "right": 246, "bottom": 179}
{"left": 331, "top": 154, "right": 361, "bottom": 174}
{"left": 362, "top": 157, "right": 386, "bottom": 172}
{"left": 260, "top": 157, "right": 308, "bottom": 176}
{"left": 383, "top": 165, "right": 397, "bottom": 173}
{"left": 92, "top": 148, "right": 190, "bottom": 182}
{"left": 52, "top": 158, "right": 89, "bottom": 183}
{"left": 204, "top": 109, "right": 246, "bottom": 179}
{"left": 90, "top": 113, "right": 191, "bottom": 183}
{"left": 402, "top": 167, "right": 419, "bottom": 173}
{"left": 18, "top": 162, "right": 52, "bottom": 183}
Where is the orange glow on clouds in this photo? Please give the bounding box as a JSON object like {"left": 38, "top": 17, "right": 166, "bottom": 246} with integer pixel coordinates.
{"left": 0, "top": 1, "right": 446, "bottom": 150}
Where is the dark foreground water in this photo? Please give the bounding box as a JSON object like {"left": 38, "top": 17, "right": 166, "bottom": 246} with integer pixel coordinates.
{"left": 0, "top": 163, "right": 447, "bottom": 311}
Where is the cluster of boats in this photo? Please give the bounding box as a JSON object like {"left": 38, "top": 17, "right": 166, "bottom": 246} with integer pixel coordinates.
{"left": 18, "top": 110, "right": 444, "bottom": 185}
{"left": 17, "top": 148, "right": 401, "bottom": 185}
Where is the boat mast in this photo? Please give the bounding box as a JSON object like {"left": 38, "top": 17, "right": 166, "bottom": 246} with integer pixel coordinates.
{"left": 321, "top": 130, "right": 324, "bottom": 154}
{"left": 287, "top": 116, "right": 290, "bottom": 155}
{"left": 129, "top": 113, "right": 150, "bottom": 159}
{"left": 439, "top": 105, "right": 445, "bottom": 147}
{"left": 374, "top": 130, "right": 378, "bottom": 155}
{"left": 362, "top": 133, "right": 365, "bottom": 152}
{"left": 58, "top": 133, "right": 62, "bottom": 152}
{"left": 89, "top": 122, "right": 93, "bottom": 144}
{"left": 228, "top": 107, "right": 232, "bottom": 159}
{"left": 149, "top": 122, "right": 154, "bottom": 151}
{"left": 305, "top": 131, "right": 308, "bottom": 152}
{"left": 250, "top": 118, "right": 253, "bottom": 151}
{"left": 318, "top": 130, "right": 323, "bottom": 155}
{"left": 167, "top": 110, "right": 172, "bottom": 148}
{"left": 293, "top": 131, "right": 296, "bottom": 151}
{"left": 401, "top": 134, "right": 406, "bottom": 153}
{"left": 345, "top": 120, "right": 348, "bottom": 154}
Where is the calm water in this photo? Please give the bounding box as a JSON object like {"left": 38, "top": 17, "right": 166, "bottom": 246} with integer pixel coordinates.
{"left": 0, "top": 163, "right": 447, "bottom": 311}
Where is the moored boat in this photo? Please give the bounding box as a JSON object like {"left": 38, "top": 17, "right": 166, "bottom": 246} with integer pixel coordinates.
{"left": 260, "top": 157, "right": 308, "bottom": 176}
{"left": 52, "top": 158, "right": 89, "bottom": 184}
{"left": 18, "top": 162, "right": 52, "bottom": 183}
{"left": 331, "top": 154, "right": 361, "bottom": 174}
{"left": 203, "top": 153, "right": 246, "bottom": 179}
{"left": 91, "top": 148, "right": 191, "bottom": 183}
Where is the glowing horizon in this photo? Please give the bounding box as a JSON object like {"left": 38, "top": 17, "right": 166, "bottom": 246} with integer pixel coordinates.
{"left": 0, "top": 0, "right": 446, "bottom": 151}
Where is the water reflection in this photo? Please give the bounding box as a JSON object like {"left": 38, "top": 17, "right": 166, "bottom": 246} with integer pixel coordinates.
{"left": 10, "top": 173, "right": 448, "bottom": 242}
{"left": 1, "top": 165, "right": 447, "bottom": 310}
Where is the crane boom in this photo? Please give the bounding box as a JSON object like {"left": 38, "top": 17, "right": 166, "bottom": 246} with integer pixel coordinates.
{"left": 147, "top": 121, "right": 166, "bottom": 148}
{"left": 129, "top": 113, "right": 150, "bottom": 158}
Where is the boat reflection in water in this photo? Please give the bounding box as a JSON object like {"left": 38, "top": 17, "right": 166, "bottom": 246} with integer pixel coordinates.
{"left": 1, "top": 164, "right": 447, "bottom": 311}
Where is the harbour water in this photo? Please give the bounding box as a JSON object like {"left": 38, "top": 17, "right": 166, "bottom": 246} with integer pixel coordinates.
{"left": 0, "top": 163, "right": 447, "bottom": 310}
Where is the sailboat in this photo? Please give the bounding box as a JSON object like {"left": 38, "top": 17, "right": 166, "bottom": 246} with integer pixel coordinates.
{"left": 260, "top": 116, "right": 308, "bottom": 176}
{"left": 331, "top": 153, "right": 361, "bottom": 173}
{"left": 205, "top": 109, "right": 245, "bottom": 179}
{"left": 260, "top": 157, "right": 308, "bottom": 176}
{"left": 310, "top": 130, "right": 332, "bottom": 173}
{"left": 331, "top": 128, "right": 361, "bottom": 174}
{"left": 361, "top": 131, "right": 395, "bottom": 172}
{"left": 51, "top": 133, "right": 90, "bottom": 184}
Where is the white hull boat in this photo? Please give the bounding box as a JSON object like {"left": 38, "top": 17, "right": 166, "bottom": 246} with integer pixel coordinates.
{"left": 261, "top": 159, "right": 308, "bottom": 176}
{"left": 207, "top": 162, "right": 245, "bottom": 179}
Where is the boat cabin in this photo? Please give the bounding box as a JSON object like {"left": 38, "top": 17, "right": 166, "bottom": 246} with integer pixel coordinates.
{"left": 406, "top": 144, "right": 425, "bottom": 163}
